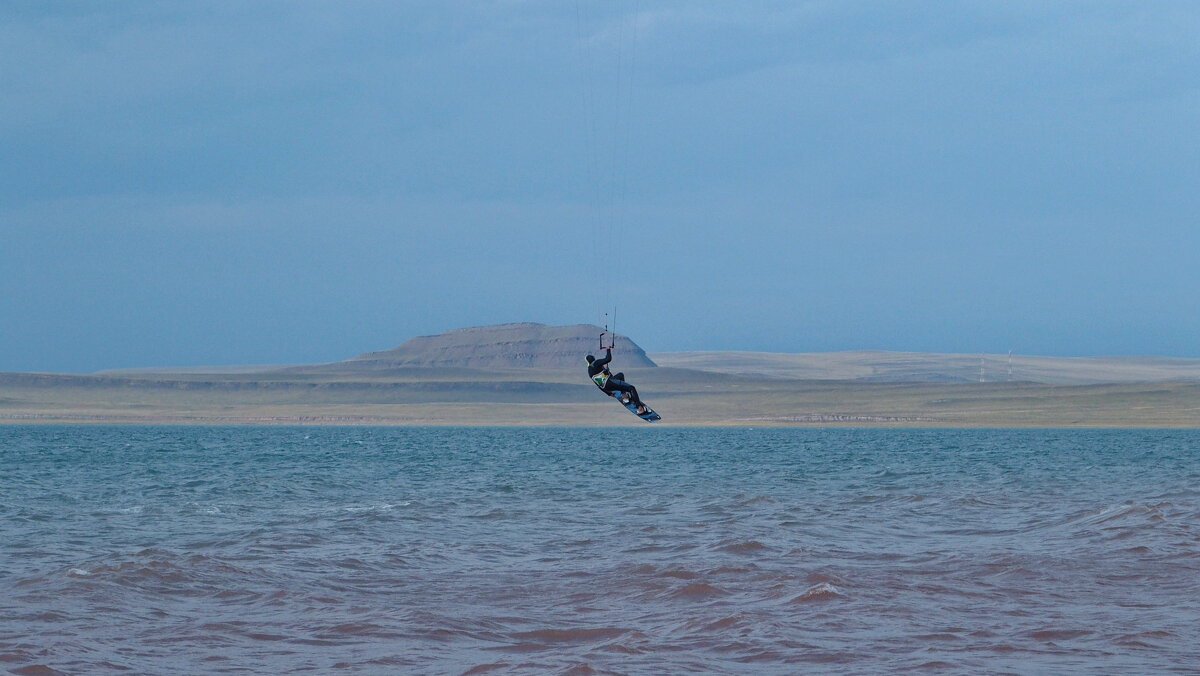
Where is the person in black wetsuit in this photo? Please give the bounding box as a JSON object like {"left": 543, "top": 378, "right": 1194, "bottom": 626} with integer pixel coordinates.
{"left": 585, "top": 348, "right": 646, "bottom": 414}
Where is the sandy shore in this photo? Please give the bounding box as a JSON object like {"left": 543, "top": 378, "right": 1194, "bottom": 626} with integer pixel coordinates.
{"left": 3, "top": 366, "right": 1199, "bottom": 426}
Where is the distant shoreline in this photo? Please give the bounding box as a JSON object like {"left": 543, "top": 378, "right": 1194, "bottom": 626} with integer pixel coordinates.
{"left": 4, "top": 345, "right": 1200, "bottom": 427}
{"left": 4, "top": 413, "right": 1200, "bottom": 428}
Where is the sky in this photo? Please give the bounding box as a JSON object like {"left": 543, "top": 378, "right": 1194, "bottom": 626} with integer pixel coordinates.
{"left": 3, "top": 1, "right": 1199, "bottom": 372}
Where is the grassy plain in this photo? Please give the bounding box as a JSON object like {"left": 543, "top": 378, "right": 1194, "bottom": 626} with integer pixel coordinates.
{"left": 652, "top": 350, "right": 1200, "bottom": 385}
{"left": 2, "top": 366, "right": 1199, "bottom": 426}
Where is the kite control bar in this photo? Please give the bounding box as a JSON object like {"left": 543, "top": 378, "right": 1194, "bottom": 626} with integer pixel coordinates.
{"left": 599, "top": 308, "right": 617, "bottom": 350}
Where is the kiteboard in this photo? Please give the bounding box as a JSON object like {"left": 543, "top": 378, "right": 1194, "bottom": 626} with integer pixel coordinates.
{"left": 610, "top": 391, "right": 661, "bottom": 422}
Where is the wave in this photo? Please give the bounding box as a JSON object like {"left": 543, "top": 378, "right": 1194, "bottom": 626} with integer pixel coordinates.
{"left": 1026, "top": 628, "right": 1091, "bottom": 642}
{"left": 7, "top": 664, "right": 69, "bottom": 676}
{"left": 788, "top": 582, "right": 843, "bottom": 603}
{"left": 665, "top": 582, "right": 729, "bottom": 600}
{"left": 461, "top": 663, "right": 510, "bottom": 675}
{"left": 713, "top": 539, "right": 771, "bottom": 554}
{"left": 509, "top": 627, "right": 632, "bottom": 644}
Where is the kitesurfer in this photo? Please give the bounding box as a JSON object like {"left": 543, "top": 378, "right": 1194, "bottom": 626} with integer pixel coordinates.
{"left": 586, "top": 348, "right": 647, "bottom": 415}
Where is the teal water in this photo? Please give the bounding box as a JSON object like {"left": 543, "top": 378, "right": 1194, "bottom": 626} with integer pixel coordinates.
{"left": 2, "top": 426, "right": 1198, "bottom": 674}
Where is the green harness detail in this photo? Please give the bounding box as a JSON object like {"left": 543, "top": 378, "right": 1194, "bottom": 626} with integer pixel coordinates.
{"left": 587, "top": 356, "right": 610, "bottom": 388}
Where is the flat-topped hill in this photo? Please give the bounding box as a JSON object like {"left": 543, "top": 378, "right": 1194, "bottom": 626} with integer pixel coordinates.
{"left": 332, "top": 323, "right": 656, "bottom": 370}
{"left": 10, "top": 322, "right": 1200, "bottom": 425}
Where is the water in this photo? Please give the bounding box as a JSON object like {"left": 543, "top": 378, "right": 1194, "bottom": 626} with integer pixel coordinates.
{"left": 2, "top": 426, "right": 1198, "bottom": 674}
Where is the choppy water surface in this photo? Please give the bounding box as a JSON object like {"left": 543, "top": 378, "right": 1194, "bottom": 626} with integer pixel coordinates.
{"left": 2, "top": 426, "right": 1199, "bottom": 674}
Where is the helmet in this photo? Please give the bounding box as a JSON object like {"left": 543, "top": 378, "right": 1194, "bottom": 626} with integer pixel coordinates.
{"left": 585, "top": 355, "right": 595, "bottom": 364}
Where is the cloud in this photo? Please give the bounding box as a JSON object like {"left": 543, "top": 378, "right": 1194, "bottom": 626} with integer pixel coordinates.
{"left": 3, "top": 1, "right": 1200, "bottom": 368}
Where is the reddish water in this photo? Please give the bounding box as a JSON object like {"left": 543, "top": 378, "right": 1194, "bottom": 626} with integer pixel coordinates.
{"left": 2, "top": 427, "right": 1198, "bottom": 674}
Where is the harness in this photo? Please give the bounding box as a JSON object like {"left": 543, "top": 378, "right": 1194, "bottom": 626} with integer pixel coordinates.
{"left": 587, "top": 356, "right": 611, "bottom": 388}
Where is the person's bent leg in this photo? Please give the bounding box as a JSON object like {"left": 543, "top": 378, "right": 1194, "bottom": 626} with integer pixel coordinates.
{"left": 608, "top": 380, "right": 632, "bottom": 400}
{"left": 627, "top": 385, "right": 641, "bottom": 405}
{"left": 607, "top": 379, "right": 641, "bottom": 405}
